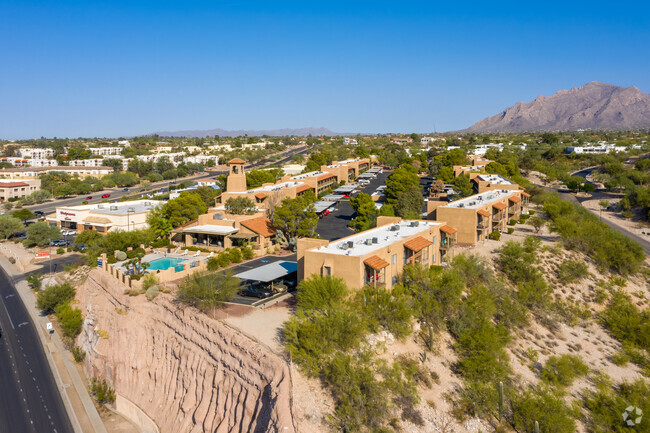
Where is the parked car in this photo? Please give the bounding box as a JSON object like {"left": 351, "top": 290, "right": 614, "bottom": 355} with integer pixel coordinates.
{"left": 101, "top": 194, "right": 111, "bottom": 198}
{"left": 239, "top": 284, "right": 272, "bottom": 299}
{"left": 9, "top": 232, "right": 26, "bottom": 240}
{"left": 61, "top": 229, "right": 76, "bottom": 236}
{"left": 86, "top": 196, "right": 93, "bottom": 200}
{"left": 34, "top": 210, "right": 45, "bottom": 217}
{"left": 122, "top": 188, "right": 129, "bottom": 192}
{"left": 49, "top": 239, "right": 69, "bottom": 247}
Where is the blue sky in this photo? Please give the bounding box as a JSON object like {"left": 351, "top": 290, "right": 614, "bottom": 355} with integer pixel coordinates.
{"left": 1, "top": 0, "right": 649, "bottom": 139}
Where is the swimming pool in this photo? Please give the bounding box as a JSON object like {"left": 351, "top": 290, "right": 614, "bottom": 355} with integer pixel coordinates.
{"left": 148, "top": 257, "right": 187, "bottom": 272}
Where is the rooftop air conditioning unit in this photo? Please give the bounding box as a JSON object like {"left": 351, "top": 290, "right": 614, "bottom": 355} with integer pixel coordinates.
{"left": 110, "top": 206, "right": 118, "bottom": 211}
{"left": 372, "top": 237, "right": 378, "bottom": 244}
{"left": 213, "top": 214, "right": 223, "bottom": 220}
{"left": 365, "top": 238, "right": 373, "bottom": 246}
{"left": 347, "top": 241, "right": 354, "bottom": 249}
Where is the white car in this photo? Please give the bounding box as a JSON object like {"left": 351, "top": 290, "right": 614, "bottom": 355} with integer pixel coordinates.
{"left": 61, "top": 229, "right": 76, "bottom": 236}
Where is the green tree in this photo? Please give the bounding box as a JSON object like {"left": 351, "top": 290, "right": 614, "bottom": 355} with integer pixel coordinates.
{"left": 12, "top": 209, "right": 36, "bottom": 223}
{"left": 224, "top": 196, "right": 257, "bottom": 215}
{"left": 385, "top": 165, "right": 420, "bottom": 203}
{"left": 350, "top": 192, "right": 378, "bottom": 232}
{"left": 395, "top": 185, "right": 424, "bottom": 219}
{"left": 453, "top": 173, "right": 474, "bottom": 197}
{"left": 24, "top": 221, "right": 62, "bottom": 247}
{"left": 296, "top": 275, "right": 348, "bottom": 311}
{"left": 177, "top": 270, "right": 240, "bottom": 313}
{"left": 36, "top": 282, "right": 76, "bottom": 313}
{"left": 528, "top": 216, "right": 545, "bottom": 233}
{"left": 0, "top": 214, "right": 24, "bottom": 239}
{"left": 54, "top": 302, "right": 84, "bottom": 338}
{"left": 273, "top": 196, "right": 318, "bottom": 240}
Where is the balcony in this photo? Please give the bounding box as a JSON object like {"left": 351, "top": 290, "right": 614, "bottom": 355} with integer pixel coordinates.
{"left": 508, "top": 206, "right": 520, "bottom": 215}
{"left": 492, "top": 213, "right": 504, "bottom": 222}
{"left": 440, "top": 238, "right": 455, "bottom": 250}
{"left": 477, "top": 220, "right": 489, "bottom": 230}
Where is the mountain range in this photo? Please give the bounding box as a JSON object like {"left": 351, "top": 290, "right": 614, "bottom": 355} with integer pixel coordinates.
{"left": 466, "top": 81, "right": 650, "bottom": 132}
{"left": 154, "top": 126, "right": 347, "bottom": 138}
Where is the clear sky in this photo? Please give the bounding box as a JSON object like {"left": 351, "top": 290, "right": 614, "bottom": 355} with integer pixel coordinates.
{"left": 1, "top": 0, "right": 649, "bottom": 139}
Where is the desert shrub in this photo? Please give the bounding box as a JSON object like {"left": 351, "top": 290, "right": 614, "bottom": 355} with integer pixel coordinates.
{"left": 584, "top": 378, "right": 649, "bottom": 433}
{"left": 89, "top": 378, "right": 115, "bottom": 404}
{"left": 284, "top": 309, "right": 367, "bottom": 377}
{"left": 356, "top": 285, "right": 413, "bottom": 339}
{"left": 54, "top": 302, "right": 83, "bottom": 338}
{"left": 296, "top": 275, "right": 348, "bottom": 311}
{"left": 228, "top": 248, "right": 242, "bottom": 263}
{"left": 126, "top": 247, "right": 146, "bottom": 259}
{"left": 141, "top": 273, "right": 158, "bottom": 290}
{"left": 557, "top": 259, "right": 589, "bottom": 283}
{"left": 151, "top": 237, "right": 171, "bottom": 248}
{"left": 542, "top": 193, "right": 644, "bottom": 275}
{"left": 145, "top": 285, "right": 159, "bottom": 301}
{"left": 509, "top": 219, "right": 517, "bottom": 226}
{"left": 511, "top": 387, "right": 578, "bottom": 433}
{"left": 26, "top": 273, "right": 42, "bottom": 291}
{"left": 71, "top": 346, "right": 86, "bottom": 362}
{"left": 507, "top": 228, "right": 514, "bottom": 234}
{"left": 36, "top": 282, "right": 75, "bottom": 313}
{"left": 241, "top": 246, "right": 254, "bottom": 260}
{"left": 601, "top": 290, "right": 650, "bottom": 351}
{"left": 177, "top": 270, "right": 240, "bottom": 313}
{"left": 216, "top": 252, "right": 231, "bottom": 268}
{"left": 519, "top": 214, "right": 531, "bottom": 221}
{"left": 529, "top": 210, "right": 535, "bottom": 215}
{"left": 206, "top": 256, "right": 220, "bottom": 271}
{"left": 540, "top": 354, "right": 589, "bottom": 387}
{"left": 56, "top": 247, "right": 65, "bottom": 255}
{"left": 489, "top": 230, "right": 501, "bottom": 241}
{"left": 115, "top": 251, "right": 127, "bottom": 261}
{"left": 381, "top": 357, "right": 424, "bottom": 425}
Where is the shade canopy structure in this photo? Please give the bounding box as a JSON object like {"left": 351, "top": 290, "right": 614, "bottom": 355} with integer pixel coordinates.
{"left": 234, "top": 261, "right": 298, "bottom": 282}
{"left": 181, "top": 225, "right": 238, "bottom": 235}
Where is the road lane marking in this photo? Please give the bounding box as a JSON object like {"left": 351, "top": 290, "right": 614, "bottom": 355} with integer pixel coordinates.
{"left": 0, "top": 295, "right": 15, "bottom": 329}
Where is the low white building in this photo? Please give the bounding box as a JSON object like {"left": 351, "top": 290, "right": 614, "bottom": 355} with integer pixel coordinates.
{"left": 89, "top": 147, "right": 122, "bottom": 156}
{"left": 47, "top": 200, "right": 162, "bottom": 234}
{"left": 18, "top": 148, "right": 56, "bottom": 159}
{"left": 0, "top": 157, "right": 58, "bottom": 167}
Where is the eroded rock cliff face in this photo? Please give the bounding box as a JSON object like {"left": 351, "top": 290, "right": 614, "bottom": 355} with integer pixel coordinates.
{"left": 77, "top": 270, "right": 295, "bottom": 433}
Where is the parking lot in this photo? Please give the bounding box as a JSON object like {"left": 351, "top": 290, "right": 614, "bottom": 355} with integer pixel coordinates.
{"left": 315, "top": 170, "right": 390, "bottom": 241}
{"left": 229, "top": 253, "right": 297, "bottom": 307}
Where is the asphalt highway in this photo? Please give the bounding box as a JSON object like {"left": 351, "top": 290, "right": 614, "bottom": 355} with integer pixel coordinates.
{"left": 0, "top": 268, "right": 73, "bottom": 433}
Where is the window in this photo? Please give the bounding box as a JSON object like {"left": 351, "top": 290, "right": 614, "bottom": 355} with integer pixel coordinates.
{"left": 391, "top": 254, "right": 397, "bottom": 265}
{"left": 323, "top": 266, "right": 331, "bottom": 276}
{"left": 432, "top": 235, "right": 436, "bottom": 245}
{"left": 432, "top": 254, "right": 436, "bottom": 264}
{"left": 392, "top": 276, "right": 398, "bottom": 286}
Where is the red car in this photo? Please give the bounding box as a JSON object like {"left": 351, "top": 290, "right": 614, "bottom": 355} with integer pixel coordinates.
{"left": 101, "top": 194, "right": 111, "bottom": 198}
{"left": 86, "top": 196, "right": 93, "bottom": 200}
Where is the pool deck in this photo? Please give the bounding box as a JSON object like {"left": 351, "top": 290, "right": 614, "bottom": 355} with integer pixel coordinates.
{"left": 114, "top": 249, "right": 210, "bottom": 273}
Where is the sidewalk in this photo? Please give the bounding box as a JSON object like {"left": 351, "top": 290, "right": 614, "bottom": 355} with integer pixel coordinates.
{"left": 0, "top": 249, "right": 108, "bottom": 433}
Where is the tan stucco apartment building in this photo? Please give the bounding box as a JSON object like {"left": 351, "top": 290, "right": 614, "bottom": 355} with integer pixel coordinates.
{"left": 0, "top": 179, "right": 41, "bottom": 201}
{"left": 282, "top": 171, "right": 337, "bottom": 195}
{"left": 430, "top": 190, "right": 527, "bottom": 245}
{"left": 320, "top": 158, "right": 370, "bottom": 184}
{"left": 0, "top": 166, "right": 113, "bottom": 180}
{"left": 298, "top": 217, "right": 455, "bottom": 291}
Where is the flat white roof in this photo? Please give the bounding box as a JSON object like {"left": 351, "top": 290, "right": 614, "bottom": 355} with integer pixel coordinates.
{"left": 290, "top": 171, "right": 329, "bottom": 180}
{"left": 314, "top": 220, "right": 440, "bottom": 256}
{"left": 59, "top": 200, "right": 162, "bottom": 215}
{"left": 230, "top": 181, "right": 307, "bottom": 194}
{"left": 446, "top": 190, "right": 515, "bottom": 209}
{"left": 477, "top": 174, "right": 513, "bottom": 185}
{"left": 181, "top": 225, "right": 238, "bottom": 235}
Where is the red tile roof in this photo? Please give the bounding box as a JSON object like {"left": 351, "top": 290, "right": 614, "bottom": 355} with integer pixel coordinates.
{"left": 0, "top": 182, "right": 29, "bottom": 188}
{"left": 508, "top": 196, "right": 521, "bottom": 203}
{"left": 404, "top": 236, "right": 433, "bottom": 252}
{"left": 254, "top": 192, "right": 267, "bottom": 200}
{"left": 296, "top": 184, "right": 312, "bottom": 193}
{"left": 492, "top": 202, "right": 507, "bottom": 210}
{"left": 521, "top": 192, "right": 531, "bottom": 198}
{"left": 440, "top": 225, "right": 457, "bottom": 234}
{"left": 228, "top": 158, "right": 246, "bottom": 164}
{"left": 364, "top": 255, "right": 389, "bottom": 270}
{"left": 240, "top": 217, "right": 277, "bottom": 238}
{"left": 477, "top": 209, "right": 491, "bottom": 217}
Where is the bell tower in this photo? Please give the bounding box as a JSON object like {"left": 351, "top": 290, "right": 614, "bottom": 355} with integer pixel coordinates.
{"left": 226, "top": 158, "right": 247, "bottom": 192}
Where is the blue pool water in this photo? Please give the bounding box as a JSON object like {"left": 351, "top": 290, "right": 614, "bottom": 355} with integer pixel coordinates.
{"left": 148, "top": 257, "right": 187, "bottom": 272}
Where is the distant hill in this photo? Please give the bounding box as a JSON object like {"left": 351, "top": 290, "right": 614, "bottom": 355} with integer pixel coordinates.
{"left": 466, "top": 81, "right": 650, "bottom": 132}
{"left": 154, "top": 127, "right": 349, "bottom": 138}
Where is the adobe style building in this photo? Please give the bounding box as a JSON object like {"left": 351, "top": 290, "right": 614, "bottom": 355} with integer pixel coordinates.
{"left": 0, "top": 179, "right": 41, "bottom": 201}
{"left": 217, "top": 159, "right": 313, "bottom": 209}
{"left": 471, "top": 174, "right": 521, "bottom": 194}
{"left": 171, "top": 208, "right": 277, "bottom": 251}
{"left": 320, "top": 158, "right": 371, "bottom": 184}
{"left": 282, "top": 171, "right": 337, "bottom": 195}
{"left": 298, "top": 217, "right": 456, "bottom": 291}
{"left": 430, "top": 190, "right": 528, "bottom": 245}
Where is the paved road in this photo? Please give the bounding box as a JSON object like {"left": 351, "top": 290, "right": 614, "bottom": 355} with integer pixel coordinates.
{"left": 0, "top": 267, "right": 74, "bottom": 433}
{"left": 24, "top": 145, "right": 310, "bottom": 216}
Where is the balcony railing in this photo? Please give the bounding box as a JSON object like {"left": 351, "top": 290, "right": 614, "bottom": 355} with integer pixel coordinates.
{"left": 477, "top": 220, "right": 489, "bottom": 230}
{"left": 440, "top": 239, "right": 455, "bottom": 249}
{"left": 508, "top": 206, "right": 520, "bottom": 215}
{"left": 492, "top": 213, "right": 504, "bottom": 222}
